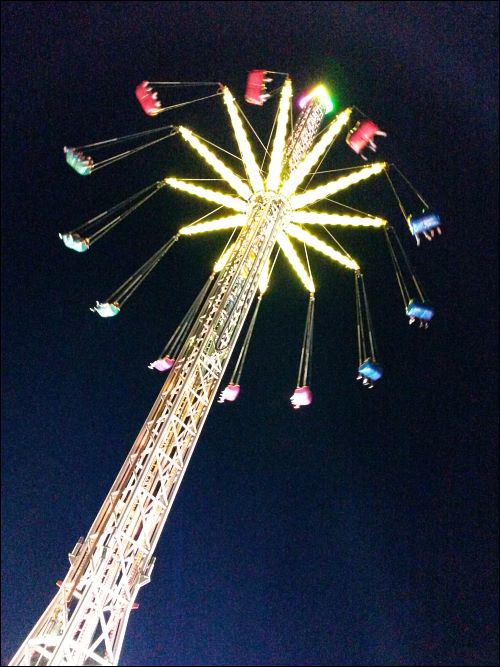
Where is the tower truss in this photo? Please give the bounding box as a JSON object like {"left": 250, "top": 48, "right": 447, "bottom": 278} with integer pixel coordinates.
{"left": 10, "top": 83, "right": 348, "bottom": 666}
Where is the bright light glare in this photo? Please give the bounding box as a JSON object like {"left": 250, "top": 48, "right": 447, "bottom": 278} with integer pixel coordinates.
{"left": 169, "top": 87, "right": 386, "bottom": 294}
{"left": 298, "top": 85, "right": 334, "bottom": 113}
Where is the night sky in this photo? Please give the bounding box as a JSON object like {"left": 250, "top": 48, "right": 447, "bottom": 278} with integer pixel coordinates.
{"left": 1, "top": 2, "right": 498, "bottom": 666}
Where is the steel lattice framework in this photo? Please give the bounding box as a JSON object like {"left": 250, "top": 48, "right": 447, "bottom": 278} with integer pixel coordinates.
{"left": 10, "top": 85, "right": 338, "bottom": 666}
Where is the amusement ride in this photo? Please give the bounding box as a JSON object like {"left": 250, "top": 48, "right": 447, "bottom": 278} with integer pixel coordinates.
{"left": 10, "top": 69, "right": 441, "bottom": 666}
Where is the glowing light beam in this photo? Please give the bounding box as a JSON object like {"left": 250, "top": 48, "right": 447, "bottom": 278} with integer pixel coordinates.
{"left": 280, "top": 108, "right": 352, "bottom": 198}
{"left": 164, "top": 178, "right": 247, "bottom": 212}
{"left": 290, "top": 211, "right": 387, "bottom": 228}
{"left": 214, "top": 243, "right": 235, "bottom": 273}
{"left": 287, "top": 224, "right": 360, "bottom": 271}
{"left": 259, "top": 259, "right": 270, "bottom": 294}
{"left": 266, "top": 79, "right": 292, "bottom": 192}
{"left": 290, "top": 162, "right": 386, "bottom": 210}
{"left": 178, "top": 127, "right": 252, "bottom": 201}
{"left": 277, "top": 232, "right": 315, "bottom": 293}
{"left": 179, "top": 215, "right": 245, "bottom": 236}
{"left": 223, "top": 87, "right": 264, "bottom": 193}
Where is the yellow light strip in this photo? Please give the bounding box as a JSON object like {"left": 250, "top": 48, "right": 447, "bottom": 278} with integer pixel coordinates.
{"left": 164, "top": 178, "right": 247, "bottom": 212}
{"left": 287, "top": 224, "right": 359, "bottom": 270}
{"left": 277, "top": 231, "right": 315, "bottom": 293}
{"left": 179, "top": 215, "right": 245, "bottom": 236}
{"left": 222, "top": 87, "right": 264, "bottom": 193}
{"left": 214, "top": 243, "right": 235, "bottom": 272}
{"left": 178, "top": 127, "right": 252, "bottom": 201}
{"left": 280, "top": 108, "right": 352, "bottom": 197}
{"left": 266, "top": 79, "right": 292, "bottom": 191}
{"left": 259, "top": 259, "right": 270, "bottom": 294}
{"left": 290, "top": 162, "right": 386, "bottom": 210}
{"left": 290, "top": 210, "right": 387, "bottom": 228}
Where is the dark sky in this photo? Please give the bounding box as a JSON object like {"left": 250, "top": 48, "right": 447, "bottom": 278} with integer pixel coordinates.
{"left": 1, "top": 2, "right": 498, "bottom": 665}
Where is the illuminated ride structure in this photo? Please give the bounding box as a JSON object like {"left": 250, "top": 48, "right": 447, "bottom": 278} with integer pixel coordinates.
{"left": 10, "top": 73, "right": 440, "bottom": 665}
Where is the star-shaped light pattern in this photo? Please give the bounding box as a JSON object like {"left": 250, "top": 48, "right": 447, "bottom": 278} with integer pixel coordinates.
{"left": 165, "top": 81, "right": 387, "bottom": 293}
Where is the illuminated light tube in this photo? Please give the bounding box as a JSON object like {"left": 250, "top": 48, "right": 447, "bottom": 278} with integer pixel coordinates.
{"left": 214, "top": 243, "right": 235, "bottom": 272}
{"left": 178, "top": 127, "right": 252, "bottom": 201}
{"left": 259, "top": 259, "right": 270, "bottom": 294}
{"left": 298, "top": 85, "right": 334, "bottom": 113}
{"left": 290, "top": 211, "right": 387, "bottom": 228}
{"left": 290, "top": 162, "right": 386, "bottom": 210}
{"left": 287, "top": 224, "right": 359, "bottom": 271}
{"left": 179, "top": 215, "right": 246, "bottom": 236}
{"left": 280, "top": 108, "right": 352, "bottom": 198}
{"left": 266, "top": 79, "right": 292, "bottom": 192}
{"left": 164, "top": 178, "right": 247, "bottom": 212}
{"left": 222, "top": 87, "right": 264, "bottom": 193}
{"left": 277, "top": 231, "right": 315, "bottom": 293}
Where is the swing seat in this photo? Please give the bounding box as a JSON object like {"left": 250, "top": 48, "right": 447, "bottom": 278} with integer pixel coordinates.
{"left": 218, "top": 383, "right": 240, "bottom": 403}
{"left": 135, "top": 81, "right": 162, "bottom": 116}
{"left": 358, "top": 358, "right": 383, "bottom": 383}
{"left": 408, "top": 212, "right": 442, "bottom": 243}
{"left": 91, "top": 301, "right": 120, "bottom": 318}
{"left": 346, "top": 120, "right": 386, "bottom": 157}
{"left": 290, "top": 386, "right": 312, "bottom": 409}
{"left": 64, "top": 147, "right": 93, "bottom": 175}
{"left": 245, "top": 70, "right": 271, "bottom": 106}
{"left": 59, "top": 232, "right": 90, "bottom": 252}
{"left": 406, "top": 299, "right": 434, "bottom": 323}
{"left": 148, "top": 356, "right": 175, "bottom": 372}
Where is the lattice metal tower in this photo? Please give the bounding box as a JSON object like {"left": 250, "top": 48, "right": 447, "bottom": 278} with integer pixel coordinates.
{"left": 9, "top": 81, "right": 352, "bottom": 666}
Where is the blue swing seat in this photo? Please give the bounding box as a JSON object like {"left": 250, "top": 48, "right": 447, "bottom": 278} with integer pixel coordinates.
{"left": 406, "top": 299, "right": 434, "bottom": 322}
{"left": 358, "top": 358, "right": 383, "bottom": 382}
